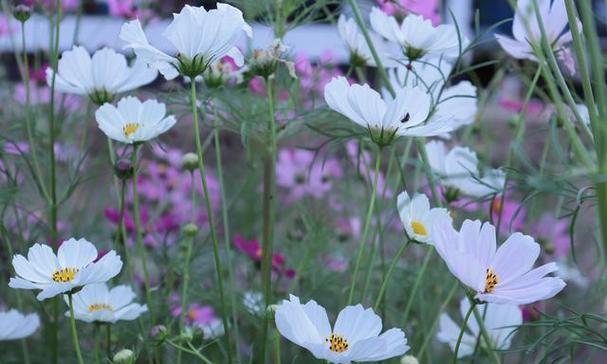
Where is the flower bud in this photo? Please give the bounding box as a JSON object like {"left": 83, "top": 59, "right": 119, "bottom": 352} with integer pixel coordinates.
{"left": 13, "top": 5, "right": 32, "bottom": 23}
{"left": 182, "top": 223, "right": 199, "bottom": 237}
{"left": 113, "top": 349, "right": 135, "bottom": 364}
{"left": 149, "top": 325, "right": 168, "bottom": 342}
{"left": 114, "top": 158, "right": 134, "bottom": 180}
{"left": 181, "top": 152, "right": 199, "bottom": 172}
{"left": 266, "top": 304, "right": 278, "bottom": 320}
{"left": 400, "top": 355, "right": 419, "bottom": 364}
{"left": 179, "top": 325, "right": 203, "bottom": 342}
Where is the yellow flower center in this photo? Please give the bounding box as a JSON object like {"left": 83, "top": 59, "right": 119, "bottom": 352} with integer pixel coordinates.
{"left": 51, "top": 268, "right": 79, "bottom": 283}
{"left": 88, "top": 303, "right": 113, "bottom": 313}
{"left": 122, "top": 123, "right": 140, "bottom": 138}
{"left": 411, "top": 220, "right": 428, "bottom": 236}
{"left": 484, "top": 267, "right": 499, "bottom": 293}
{"left": 326, "top": 333, "right": 349, "bottom": 353}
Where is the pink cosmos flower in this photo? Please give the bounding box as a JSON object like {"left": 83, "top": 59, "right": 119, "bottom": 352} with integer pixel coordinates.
{"left": 531, "top": 214, "right": 570, "bottom": 258}
{"left": 24, "top": 0, "right": 79, "bottom": 11}
{"left": 108, "top": 0, "right": 139, "bottom": 18}
{"left": 488, "top": 193, "right": 527, "bottom": 236}
{"left": 233, "top": 235, "right": 295, "bottom": 278}
{"left": 376, "top": 0, "right": 441, "bottom": 25}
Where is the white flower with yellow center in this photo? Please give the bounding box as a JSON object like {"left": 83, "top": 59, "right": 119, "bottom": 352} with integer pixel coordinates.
{"left": 9, "top": 238, "right": 123, "bottom": 301}
{"left": 324, "top": 76, "right": 454, "bottom": 147}
{"left": 370, "top": 8, "right": 467, "bottom": 60}
{"left": 119, "top": 3, "right": 252, "bottom": 80}
{"left": 275, "top": 295, "right": 409, "bottom": 363}
{"left": 437, "top": 297, "right": 522, "bottom": 358}
{"left": 431, "top": 219, "right": 566, "bottom": 305}
{"left": 64, "top": 283, "right": 147, "bottom": 323}
{"left": 47, "top": 46, "right": 158, "bottom": 105}
{"left": 95, "top": 96, "right": 177, "bottom": 144}
{"left": 397, "top": 191, "right": 452, "bottom": 243}
{"left": 0, "top": 310, "right": 40, "bottom": 341}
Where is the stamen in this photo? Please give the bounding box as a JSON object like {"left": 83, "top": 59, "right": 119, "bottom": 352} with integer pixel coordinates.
{"left": 51, "top": 268, "right": 79, "bottom": 283}
{"left": 484, "top": 267, "right": 499, "bottom": 293}
{"left": 123, "top": 123, "right": 140, "bottom": 138}
{"left": 411, "top": 220, "right": 428, "bottom": 236}
{"left": 88, "top": 303, "right": 113, "bottom": 313}
{"left": 326, "top": 333, "right": 349, "bottom": 353}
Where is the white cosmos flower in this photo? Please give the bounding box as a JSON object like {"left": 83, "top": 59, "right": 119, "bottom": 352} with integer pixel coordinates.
{"left": 337, "top": 15, "right": 393, "bottom": 67}
{"left": 0, "top": 310, "right": 40, "bottom": 341}
{"left": 9, "top": 238, "right": 123, "bottom": 301}
{"left": 431, "top": 219, "right": 566, "bottom": 305}
{"left": 95, "top": 96, "right": 177, "bottom": 144}
{"left": 47, "top": 46, "right": 157, "bottom": 105}
{"left": 397, "top": 191, "right": 451, "bottom": 243}
{"left": 324, "top": 76, "right": 454, "bottom": 146}
{"left": 389, "top": 59, "right": 477, "bottom": 131}
{"left": 275, "top": 295, "right": 409, "bottom": 363}
{"left": 63, "top": 283, "right": 147, "bottom": 323}
{"left": 495, "top": 0, "right": 577, "bottom": 61}
{"left": 437, "top": 297, "right": 522, "bottom": 358}
{"left": 119, "top": 4, "right": 252, "bottom": 80}
{"left": 425, "top": 140, "right": 505, "bottom": 198}
{"left": 370, "top": 8, "right": 466, "bottom": 59}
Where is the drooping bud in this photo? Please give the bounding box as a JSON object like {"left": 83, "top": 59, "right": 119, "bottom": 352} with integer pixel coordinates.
{"left": 113, "top": 349, "right": 135, "bottom": 364}
{"left": 114, "top": 158, "right": 134, "bottom": 180}
{"left": 181, "top": 152, "right": 199, "bottom": 172}
{"left": 13, "top": 5, "right": 32, "bottom": 23}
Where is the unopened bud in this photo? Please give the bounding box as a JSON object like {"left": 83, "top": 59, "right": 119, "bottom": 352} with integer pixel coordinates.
{"left": 179, "top": 325, "right": 203, "bottom": 342}
{"left": 181, "top": 152, "right": 199, "bottom": 172}
{"left": 114, "top": 158, "right": 134, "bottom": 180}
{"left": 182, "top": 223, "right": 199, "bottom": 237}
{"left": 113, "top": 349, "right": 135, "bottom": 364}
{"left": 149, "top": 325, "right": 167, "bottom": 342}
{"left": 266, "top": 304, "right": 278, "bottom": 320}
{"left": 400, "top": 355, "right": 419, "bottom": 364}
{"left": 13, "top": 5, "right": 32, "bottom": 22}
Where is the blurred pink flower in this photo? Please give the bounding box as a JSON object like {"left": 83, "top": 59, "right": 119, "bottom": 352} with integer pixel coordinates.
{"left": 276, "top": 148, "right": 343, "bottom": 202}
{"left": 531, "top": 214, "right": 570, "bottom": 258}
{"left": 376, "top": 0, "right": 441, "bottom": 25}
{"left": 499, "top": 98, "right": 545, "bottom": 117}
{"left": 488, "top": 193, "right": 526, "bottom": 235}
{"left": 346, "top": 141, "right": 393, "bottom": 197}
{"left": 24, "top": 0, "right": 79, "bottom": 11}
{"left": 108, "top": 0, "right": 139, "bottom": 18}
{"left": 233, "top": 234, "right": 295, "bottom": 278}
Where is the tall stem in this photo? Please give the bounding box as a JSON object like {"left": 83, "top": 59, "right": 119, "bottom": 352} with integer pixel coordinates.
{"left": 401, "top": 248, "right": 432, "bottom": 325}
{"left": 131, "top": 144, "right": 155, "bottom": 322}
{"left": 190, "top": 81, "right": 232, "bottom": 362}
{"left": 68, "top": 293, "right": 85, "bottom": 364}
{"left": 260, "top": 77, "right": 278, "bottom": 364}
{"left": 452, "top": 301, "right": 476, "bottom": 363}
{"left": 471, "top": 301, "right": 502, "bottom": 364}
{"left": 179, "top": 171, "right": 196, "bottom": 332}
{"left": 347, "top": 148, "right": 383, "bottom": 305}
{"left": 373, "top": 239, "right": 411, "bottom": 310}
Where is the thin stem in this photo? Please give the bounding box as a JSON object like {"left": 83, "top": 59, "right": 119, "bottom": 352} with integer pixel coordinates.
{"left": 190, "top": 81, "right": 232, "bottom": 362}
{"left": 68, "top": 294, "right": 85, "bottom": 364}
{"left": 106, "top": 324, "right": 111, "bottom": 360}
{"left": 374, "top": 239, "right": 411, "bottom": 310}
{"left": 471, "top": 301, "right": 502, "bottom": 364}
{"left": 417, "top": 283, "right": 458, "bottom": 358}
{"left": 94, "top": 325, "right": 101, "bottom": 364}
{"left": 260, "top": 77, "right": 278, "bottom": 364}
{"left": 452, "top": 301, "right": 476, "bottom": 363}
{"left": 401, "top": 248, "right": 433, "bottom": 326}
{"left": 131, "top": 144, "right": 155, "bottom": 322}
{"left": 180, "top": 172, "right": 196, "bottom": 331}
{"left": 347, "top": 148, "right": 383, "bottom": 305}
{"left": 212, "top": 106, "right": 241, "bottom": 362}
{"left": 274, "top": 328, "right": 282, "bottom": 364}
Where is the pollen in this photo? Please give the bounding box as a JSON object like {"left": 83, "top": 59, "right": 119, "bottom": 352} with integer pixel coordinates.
{"left": 411, "top": 220, "right": 428, "bottom": 236}
{"left": 326, "top": 333, "right": 349, "bottom": 353}
{"left": 122, "top": 123, "right": 140, "bottom": 138}
{"left": 88, "top": 303, "right": 113, "bottom": 312}
{"left": 51, "top": 268, "right": 79, "bottom": 283}
{"left": 484, "top": 267, "right": 499, "bottom": 293}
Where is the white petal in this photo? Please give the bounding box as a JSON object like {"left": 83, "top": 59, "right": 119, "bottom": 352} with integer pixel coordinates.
{"left": 57, "top": 238, "right": 98, "bottom": 269}
{"left": 333, "top": 304, "right": 382, "bottom": 345}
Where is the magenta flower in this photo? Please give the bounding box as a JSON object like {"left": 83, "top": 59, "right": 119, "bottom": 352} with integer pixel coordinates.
{"left": 233, "top": 235, "right": 295, "bottom": 278}
{"left": 108, "top": 0, "right": 139, "bottom": 18}
{"left": 376, "top": 0, "right": 441, "bottom": 25}
{"left": 531, "top": 214, "right": 570, "bottom": 258}
{"left": 488, "top": 194, "right": 527, "bottom": 235}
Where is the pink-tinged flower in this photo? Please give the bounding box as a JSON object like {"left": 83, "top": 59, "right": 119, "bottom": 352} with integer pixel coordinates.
{"left": 0, "top": 15, "right": 16, "bottom": 38}
{"left": 249, "top": 76, "right": 267, "bottom": 96}
{"left": 488, "top": 194, "right": 526, "bottom": 235}
{"left": 499, "top": 98, "right": 545, "bottom": 116}
{"left": 376, "top": 0, "right": 441, "bottom": 26}
{"left": 171, "top": 301, "right": 224, "bottom": 338}
{"left": 233, "top": 235, "right": 295, "bottom": 278}
{"left": 108, "top": 0, "right": 139, "bottom": 18}
{"left": 322, "top": 256, "right": 349, "bottom": 273}
{"left": 336, "top": 217, "right": 362, "bottom": 240}
{"left": 276, "top": 148, "right": 343, "bottom": 202}
{"left": 346, "top": 142, "right": 393, "bottom": 197}
{"left": 531, "top": 214, "right": 570, "bottom": 257}
{"left": 24, "top": 0, "right": 79, "bottom": 11}
{"left": 495, "top": 0, "right": 578, "bottom": 61}
{"left": 432, "top": 219, "right": 566, "bottom": 305}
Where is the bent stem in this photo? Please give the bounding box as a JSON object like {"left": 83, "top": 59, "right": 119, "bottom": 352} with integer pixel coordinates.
{"left": 131, "top": 144, "right": 155, "bottom": 322}
{"left": 68, "top": 293, "right": 85, "bottom": 364}
{"left": 260, "top": 77, "right": 278, "bottom": 363}
{"left": 452, "top": 300, "right": 476, "bottom": 364}
{"left": 190, "top": 81, "right": 232, "bottom": 362}
{"left": 347, "top": 147, "right": 383, "bottom": 305}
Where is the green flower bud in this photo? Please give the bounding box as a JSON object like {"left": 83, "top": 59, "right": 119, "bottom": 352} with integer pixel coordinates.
{"left": 181, "top": 152, "right": 199, "bottom": 172}
{"left": 266, "top": 304, "right": 278, "bottom": 320}
{"left": 182, "top": 223, "right": 199, "bottom": 237}
{"left": 113, "top": 349, "right": 135, "bottom": 364}
{"left": 114, "top": 158, "right": 134, "bottom": 180}
{"left": 13, "top": 5, "right": 32, "bottom": 23}
{"left": 400, "top": 355, "right": 419, "bottom": 364}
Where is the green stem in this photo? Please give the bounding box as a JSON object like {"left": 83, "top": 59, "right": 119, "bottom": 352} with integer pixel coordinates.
{"left": 179, "top": 172, "right": 196, "bottom": 333}
{"left": 94, "top": 325, "right": 101, "bottom": 364}
{"left": 190, "top": 81, "right": 232, "bottom": 362}
{"left": 274, "top": 328, "right": 282, "bottom": 364}
{"left": 131, "top": 144, "right": 155, "bottom": 322}
{"left": 452, "top": 300, "right": 476, "bottom": 364}
{"left": 347, "top": 148, "right": 383, "bottom": 305}
{"left": 68, "top": 294, "right": 85, "bottom": 364}
{"left": 260, "top": 77, "right": 279, "bottom": 364}
{"left": 213, "top": 106, "right": 241, "bottom": 362}
{"left": 471, "top": 301, "right": 502, "bottom": 364}
{"left": 401, "top": 248, "right": 432, "bottom": 326}
{"left": 417, "top": 283, "right": 458, "bottom": 359}
{"left": 106, "top": 324, "right": 111, "bottom": 360}
{"left": 373, "top": 239, "right": 411, "bottom": 310}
